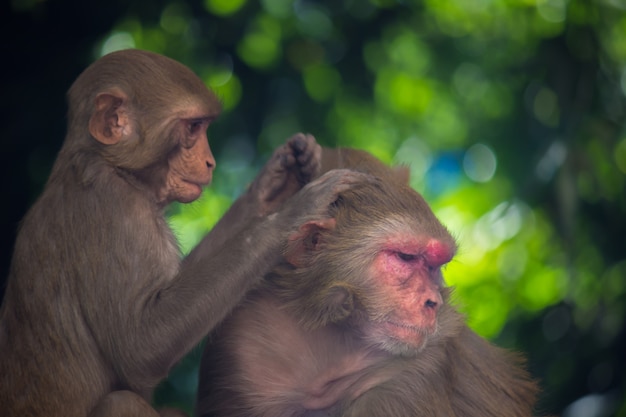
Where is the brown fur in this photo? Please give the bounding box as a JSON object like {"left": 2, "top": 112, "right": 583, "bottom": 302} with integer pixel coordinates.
{"left": 196, "top": 147, "right": 538, "bottom": 417}
{"left": 0, "top": 50, "right": 363, "bottom": 417}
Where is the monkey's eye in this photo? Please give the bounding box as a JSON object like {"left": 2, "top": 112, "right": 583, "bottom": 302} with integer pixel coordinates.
{"left": 188, "top": 120, "right": 205, "bottom": 135}
{"left": 396, "top": 252, "right": 419, "bottom": 262}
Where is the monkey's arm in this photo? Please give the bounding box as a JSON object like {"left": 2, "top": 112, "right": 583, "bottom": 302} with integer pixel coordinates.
{"left": 191, "top": 133, "right": 321, "bottom": 257}
{"left": 110, "top": 170, "right": 364, "bottom": 389}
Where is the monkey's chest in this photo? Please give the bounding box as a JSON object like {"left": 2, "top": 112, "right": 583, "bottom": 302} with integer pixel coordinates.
{"left": 227, "top": 297, "right": 393, "bottom": 416}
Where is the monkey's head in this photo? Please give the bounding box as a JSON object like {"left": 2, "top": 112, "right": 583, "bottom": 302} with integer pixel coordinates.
{"left": 272, "top": 169, "right": 457, "bottom": 357}
{"left": 64, "top": 49, "right": 221, "bottom": 205}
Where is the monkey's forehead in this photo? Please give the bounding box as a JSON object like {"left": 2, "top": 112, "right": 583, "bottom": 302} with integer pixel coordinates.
{"left": 171, "top": 96, "right": 221, "bottom": 119}
{"left": 347, "top": 216, "right": 457, "bottom": 252}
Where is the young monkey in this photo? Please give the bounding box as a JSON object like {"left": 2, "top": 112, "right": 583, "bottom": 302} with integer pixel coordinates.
{"left": 0, "top": 49, "right": 366, "bottom": 417}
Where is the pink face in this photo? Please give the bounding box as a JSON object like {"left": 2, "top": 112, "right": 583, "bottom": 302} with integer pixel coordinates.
{"left": 366, "top": 236, "right": 455, "bottom": 354}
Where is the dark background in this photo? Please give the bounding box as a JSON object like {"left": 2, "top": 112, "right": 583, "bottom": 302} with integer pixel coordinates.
{"left": 1, "top": 0, "right": 625, "bottom": 416}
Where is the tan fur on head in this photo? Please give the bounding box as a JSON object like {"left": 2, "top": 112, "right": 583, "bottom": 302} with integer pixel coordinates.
{"left": 197, "top": 147, "right": 539, "bottom": 417}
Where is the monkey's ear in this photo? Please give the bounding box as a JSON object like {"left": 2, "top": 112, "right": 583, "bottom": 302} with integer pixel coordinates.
{"left": 88, "top": 89, "right": 130, "bottom": 145}
{"left": 284, "top": 218, "right": 336, "bottom": 267}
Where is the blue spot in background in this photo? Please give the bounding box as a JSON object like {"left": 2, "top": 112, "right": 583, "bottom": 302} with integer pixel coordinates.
{"left": 425, "top": 151, "right": 462, "bottom": 197}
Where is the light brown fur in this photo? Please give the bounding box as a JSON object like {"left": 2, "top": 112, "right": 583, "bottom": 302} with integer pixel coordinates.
{"left": 197, "top": 147, "right": 538, "bottom": 417}
{"left": 0, "top": 50, "right": 365, "bottom": 417}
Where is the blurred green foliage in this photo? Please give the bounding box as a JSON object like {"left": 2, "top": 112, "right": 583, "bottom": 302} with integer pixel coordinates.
{"left": 8, "top": 0, "right": 625, "bottom": 415}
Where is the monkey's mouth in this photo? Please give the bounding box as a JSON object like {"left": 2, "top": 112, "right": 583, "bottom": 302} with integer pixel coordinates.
{"left": 185, "top": 176, "right": 212, "bottom": 188}
{"left": 386, "top": 321, "right": 433, "bottom": 335}
{"left": 384, "top": 321, "right": 435, "bottom": 347}
{"left": 174, "top": 179, "right": 209, "bottom": 203}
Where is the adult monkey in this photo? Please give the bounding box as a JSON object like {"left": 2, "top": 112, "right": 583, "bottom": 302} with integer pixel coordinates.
{"left": 0, "top": 49, "right": 363, "bottom": 417}
{"left": 196, "top": 148, "right": 539, "bottom": 417}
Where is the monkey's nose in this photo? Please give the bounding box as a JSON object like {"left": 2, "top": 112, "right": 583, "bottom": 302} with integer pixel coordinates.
{"left": 424, "top": 239, "right": 455, "bottom": 268}
{"left": 422, "top": 289, "right": 442, "bottom": 312}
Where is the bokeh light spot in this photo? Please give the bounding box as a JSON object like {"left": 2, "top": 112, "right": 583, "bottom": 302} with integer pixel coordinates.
{"left": 207, "top": 72, "right": 242, "bottom": 111}
{"left": 237, "top": 33, "right": 281, "bottom": 68}
{"left": 100, "top": 32, "right": 136, "bottom": 56}
{"left": 519, "top": 265, "right": 567, "bottom": 311}
{"left": 536, "top": 0, "right": 567, "bottom": 23}
{"left": 204, "top": 0, "right": 247, "bottom": 16}
{"left": 463, "top": 143, "right": 497, "bottom": 183}
{"left": 614, "top": 137, "right": 626, "bottom": 174}
{"left": 536, "top": 140, "right": 567, "bottom": 181}
{"left": 533, "top": 87, "right": 560, "bottom": 127}
{"left": 388, "top": 31, "right": 431, "bottom": 74}
{"left": 463, "top": 284, "right": 510, "bottom": 338}
{"left": 160, "top": 3, "right": 189, "bottom": 34}
{"left": 261, "top": 0, "right": 293, "bottom": 17}
{"left": 393, "top": 137, "right": 432, "bottom": 185}
{"left": 453, "top": 62, "right": 487, "bottom": 101}
{"left": 295, "top": 5, "right": 333, "bottom": 40}
{"left": 425, "top": 153, "right": 462, "bottom": 196}
{"left": 472, "top": 201, "right": 524, "bottom": 250}
{"left": 497, "top": 243, "right": 528, "bottom": 281}
{"left": 302, "top": 65, "right": 341, "bottom": 102}
{"left": 387, "top": 73, "right": 433, "bottom": 115}
{"left": 562, "top": 393, "right": 617, "bottom": 417}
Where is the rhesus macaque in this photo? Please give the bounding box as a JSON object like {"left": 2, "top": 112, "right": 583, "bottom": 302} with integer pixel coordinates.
{"left": 0, "top": 49, "right": 366, "bottom": 417}
{"left": 196, "top": 148, "right": 539, "bottom": 417}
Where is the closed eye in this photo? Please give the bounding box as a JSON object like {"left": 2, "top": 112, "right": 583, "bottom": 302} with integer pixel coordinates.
{"left": 396, "top": 252, "right": 419, "bottom": 262}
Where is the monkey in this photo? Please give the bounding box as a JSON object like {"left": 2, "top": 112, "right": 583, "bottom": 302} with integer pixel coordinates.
{"left": 196, "top": 147, "right": 539, "bottom": 417}
{"left": 0, "top": 49, "right": 367, "bottom": 417}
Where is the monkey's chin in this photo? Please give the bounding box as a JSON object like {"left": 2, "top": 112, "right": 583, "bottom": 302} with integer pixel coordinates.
{"left": 176, "top": 182, "right": 205, "bottom": 203}
{"left": 379, "top": 322, "right": 433, "bottom": 356}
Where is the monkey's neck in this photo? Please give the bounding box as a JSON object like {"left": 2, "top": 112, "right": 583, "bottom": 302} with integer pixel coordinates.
{"left": 299, "top": 347, "right": 396, "bottom": 410}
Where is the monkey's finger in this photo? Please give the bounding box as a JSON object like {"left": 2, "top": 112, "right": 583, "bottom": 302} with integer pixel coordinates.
{"left": 279, "top": 152, "right": 296, "bottom": 170}
{"left": 284, "top": 133, "right": 316, "bottom": 165}
{"left": 286, "top": 132, "right": 310, "bottom": 154}
{"left": 281, "top": 170, "right": 373, "bottom": 226}
{"left": 288, "top": 134, "right": 322, "bottom": 181}
{"left": 314, "top": 168, "right": 373, "bottom": 185}
{"left": 297, "top": 139, "right": 321, "bottom": 168}
{"left": 302, "top": 169, "right": 374, "bottom": 199}
{"left": 281, "top": 134, "right": 310, "bottom": 168}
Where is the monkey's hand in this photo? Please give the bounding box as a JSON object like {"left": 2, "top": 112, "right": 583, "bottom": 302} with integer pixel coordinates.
{"left": 276, "top": 169, "right": 371, "bottom": 233}
{"left": 249, "top": 133, "right": 322, "bottom": 216}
